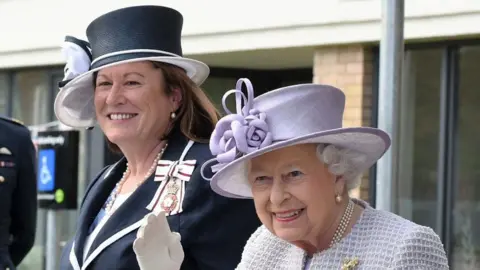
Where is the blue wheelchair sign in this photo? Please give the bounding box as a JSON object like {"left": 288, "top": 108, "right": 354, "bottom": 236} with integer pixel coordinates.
{"left": 38, "top": 149, "right": 55, "bottom": 192}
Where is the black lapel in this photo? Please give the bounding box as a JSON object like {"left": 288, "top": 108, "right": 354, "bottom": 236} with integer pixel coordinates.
{"left": 84, "top": 134, "right": 189, "bottom": 259}
{"left": 74, "top": 158, "right": 126, "bottom": 265}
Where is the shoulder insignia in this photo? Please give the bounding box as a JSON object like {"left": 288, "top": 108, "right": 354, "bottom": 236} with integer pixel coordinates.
{"left": 11, "top": 118, "right": 24, "bottom": 125}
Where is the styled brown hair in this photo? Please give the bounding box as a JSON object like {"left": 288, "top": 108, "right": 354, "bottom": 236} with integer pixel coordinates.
{"left": 94, "top": 61, "right": 219, "bottom": 154}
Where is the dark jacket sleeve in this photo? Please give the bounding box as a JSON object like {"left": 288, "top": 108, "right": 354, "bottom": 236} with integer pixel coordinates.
{"left": 180, "top": 160, "right": 261, "bottom": 270}
{"left": 9, "top": 128, "right": 37, "bottom": 266}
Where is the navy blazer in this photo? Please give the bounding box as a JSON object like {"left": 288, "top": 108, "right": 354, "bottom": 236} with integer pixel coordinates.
{"left": 59, "top": 133, "right": 261, "bottom": 270}
{"left": 0, "top": 116, "right": 37, "bottom": 270}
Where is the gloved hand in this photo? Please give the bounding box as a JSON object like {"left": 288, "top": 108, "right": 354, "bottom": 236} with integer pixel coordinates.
{"left": 133, "top": 211, "right": 184, "bottom": 270}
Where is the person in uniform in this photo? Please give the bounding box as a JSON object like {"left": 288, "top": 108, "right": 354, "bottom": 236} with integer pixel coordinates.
{"left": 0, "top": 116, "right": 37, "bottom": 270}
{"left": 54, "top": 5, "right": 260, "bottom": 270}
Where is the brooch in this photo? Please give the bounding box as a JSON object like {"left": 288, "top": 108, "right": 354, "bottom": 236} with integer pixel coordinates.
{"left": 146, "top": 159, "right": 196, "bottom": 216}
{"left": 341, "top": 258, "right": 359, "bottom": 270}
{"left": 160, "top": 181, "right": 180, "bottom": 212}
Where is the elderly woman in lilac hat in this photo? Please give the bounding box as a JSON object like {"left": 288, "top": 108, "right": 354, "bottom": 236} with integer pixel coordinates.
{"left": 135, "top": 78, "right": 450, "bottom": 269}
{"left": 201, "top": 78, "right": 449, "bottom": 269}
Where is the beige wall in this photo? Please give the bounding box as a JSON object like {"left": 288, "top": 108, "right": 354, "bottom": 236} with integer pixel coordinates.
{"left": 313, "top": 45, "right": 374, "bottom": 201}
{"left": 2, "top": 0, "right": 480, "bottom": 68}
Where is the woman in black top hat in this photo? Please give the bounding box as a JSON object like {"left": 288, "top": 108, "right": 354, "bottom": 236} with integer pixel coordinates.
{"left": 55, "top": 5, "right": 260, "bottom": 270}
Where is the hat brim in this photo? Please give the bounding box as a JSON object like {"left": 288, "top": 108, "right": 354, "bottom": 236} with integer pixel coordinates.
{"left": 209, "top": 127, "right": 391, "bottom": 199}
{"left": 54, "top": 56, "right": 210, "bottom": 128}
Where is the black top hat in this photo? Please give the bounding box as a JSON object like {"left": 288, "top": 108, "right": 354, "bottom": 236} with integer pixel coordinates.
{"left": 88, "top": 6, "right": 185, "bottom": 70}
{"left": 54, "top": 5, "right": 210, "bottom": 128}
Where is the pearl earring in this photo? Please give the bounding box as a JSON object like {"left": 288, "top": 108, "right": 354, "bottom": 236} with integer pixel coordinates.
{"left": 335, "top": 194, "right": 342, "bottom": 203}
{"left": 170, "top": 112, "right": 176, "bottom": 119}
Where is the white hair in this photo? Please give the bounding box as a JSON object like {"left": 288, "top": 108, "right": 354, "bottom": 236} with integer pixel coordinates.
{"left": 316, "top": 144, "right": 367, "bottom": 190}
{"left": 244, "top": 144, "right": 367, "bottom": 190}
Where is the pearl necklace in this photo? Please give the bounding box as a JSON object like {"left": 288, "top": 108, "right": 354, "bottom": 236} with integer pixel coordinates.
{"left": 302, "top": 199, "right": 355, "bottom": 268}
{"left": 105, "top": 143, "right": 168, "bottom": 215}
{"left": 330, "top": 199, "right": 354, "bottom": 247}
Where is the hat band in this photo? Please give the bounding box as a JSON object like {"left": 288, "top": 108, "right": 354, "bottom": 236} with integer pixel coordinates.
{"left": 91, "top": 49, "right": 181, "bottom": 69}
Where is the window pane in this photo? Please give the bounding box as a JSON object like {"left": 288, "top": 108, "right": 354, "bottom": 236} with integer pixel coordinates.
{"left": 201, "top": 77, "right": 238, "bottom": 114}
{"left": 11, "top": 70, "right": 51, "bottom": 270}
{"left": 451, "top": 46, "right": 480, "bottom": 269}
{"left": 396, "top": 49, "right": 442, "bottom": 229}
{"left": 12, "top": 70, "right": 50, "bottom": 125}
{"left": 0, "top": 73, "right": 8, "bottom": 115}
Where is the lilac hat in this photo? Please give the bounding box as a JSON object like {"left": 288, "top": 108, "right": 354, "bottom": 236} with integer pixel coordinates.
{"left": 200, "top": 78, "right": 391, "bottom": 199}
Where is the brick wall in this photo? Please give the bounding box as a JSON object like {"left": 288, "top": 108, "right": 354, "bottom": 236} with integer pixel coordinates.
{"left": 313, "top": 45, "right": 374, "bottom": 201}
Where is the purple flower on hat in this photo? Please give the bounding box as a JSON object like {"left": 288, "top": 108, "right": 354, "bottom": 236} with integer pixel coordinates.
{"left": 209, "top": 79, "right": 273, "bottom": 166}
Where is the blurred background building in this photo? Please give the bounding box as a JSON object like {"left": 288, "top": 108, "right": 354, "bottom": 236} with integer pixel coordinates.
{"left": 0, "top": 0, "right": 478, "bottom": 269}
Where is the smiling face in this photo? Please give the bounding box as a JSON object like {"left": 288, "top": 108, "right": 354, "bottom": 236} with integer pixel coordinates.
{"left": 94, "top": 61, "right": 180, "bottom": 147}
{"left": 248, "top": 143, "right": 342, "bottom": 245}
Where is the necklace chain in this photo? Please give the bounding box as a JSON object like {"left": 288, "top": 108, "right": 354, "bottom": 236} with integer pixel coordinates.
{"left": 105, "top": 143, "right": 168, "bottom": 215}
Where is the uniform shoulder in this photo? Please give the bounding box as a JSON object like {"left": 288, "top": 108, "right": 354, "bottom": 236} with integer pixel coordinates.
{"left": 0, "top": 116, "right": 30, "bottom": 136}
{"left": 0, "top": 115, "right": 26, "bottom": 127}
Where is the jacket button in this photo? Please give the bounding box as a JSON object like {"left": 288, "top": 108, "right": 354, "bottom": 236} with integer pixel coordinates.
{"left": 0, "top": 176, "right": 4, "bottom": 182}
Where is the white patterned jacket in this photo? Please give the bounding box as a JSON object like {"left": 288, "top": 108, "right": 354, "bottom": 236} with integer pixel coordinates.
{"left": 236, "top": 199, "right": 449, "bottom": 270}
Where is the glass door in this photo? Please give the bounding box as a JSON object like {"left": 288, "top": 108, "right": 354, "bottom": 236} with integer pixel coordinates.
{"left": 388, "top": 43, "right": 480, "bottom": 269}
{"left": 450, "top": 45, "right": 480, "bottom": 269}
{"left": 395, "top": 49, "right": 442, "bottom": 229}
{"left": 13, "top": 68, "right": 54, "bottom": 270}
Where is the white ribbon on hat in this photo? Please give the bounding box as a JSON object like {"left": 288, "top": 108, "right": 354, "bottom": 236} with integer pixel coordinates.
{"left": 61, "top": 40, "right": 91, "bottom": 82}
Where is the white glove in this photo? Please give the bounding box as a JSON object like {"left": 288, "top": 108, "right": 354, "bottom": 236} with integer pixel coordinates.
{"left": 133, "top": 211, "right": 184, "bottom": 270}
